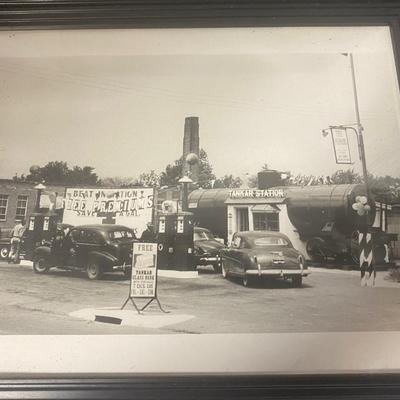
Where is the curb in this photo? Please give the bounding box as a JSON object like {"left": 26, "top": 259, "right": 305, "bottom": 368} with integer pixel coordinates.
{"left": 157, "top": 270, "right": 199, "bottom": 279}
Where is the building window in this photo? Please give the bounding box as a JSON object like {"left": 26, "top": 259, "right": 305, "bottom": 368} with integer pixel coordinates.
{"left": 253, "top": 212, "right": 279, "bottom": 231}
{"left": 236, "top": 208, "right": 249, "bottom": 232}
{"left": 0, "top": 195, "right": 8, "bottom": 221}
{"left": 16, "top": 195, "right": 28, "bottom": 220}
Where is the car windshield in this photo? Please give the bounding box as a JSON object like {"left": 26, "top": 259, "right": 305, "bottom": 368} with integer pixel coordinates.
{"left": 252, "top": 236, "right": 290, "bottom": 247}
{"left": 194, "top": 231, "right": 215, "bottom": 241}
{"left": 108, "top": 230, "right": 134, "bottom": 240}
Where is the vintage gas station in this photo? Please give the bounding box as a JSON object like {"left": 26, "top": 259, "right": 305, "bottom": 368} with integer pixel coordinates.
{"left": 0, "top": 61, "right": 399, "bottom": 279}
{"left": 0, "top": 120, "right": 398, "bottom": 332}
{"left": 0, "top": 113, "right": 398, "bottom": 276}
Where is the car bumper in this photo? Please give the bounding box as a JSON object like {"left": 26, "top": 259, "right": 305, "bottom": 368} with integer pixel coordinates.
{"left": 246, "top": 269, "right": 310, "bottom": 277}
{"left": 111, "top": 263, "right": 131, "bottom": 271}
{"left": 197, "top": 255, "right": 221, "bottom": 265}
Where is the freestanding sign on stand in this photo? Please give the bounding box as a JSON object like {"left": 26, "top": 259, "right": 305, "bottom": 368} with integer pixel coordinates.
{"left": 121, "top": 242, "right": 168, "bottom": 314}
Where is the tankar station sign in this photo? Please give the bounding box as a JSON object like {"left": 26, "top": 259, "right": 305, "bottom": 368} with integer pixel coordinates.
{"left": 228, "top": 189, "right": 285, "bottom": 199}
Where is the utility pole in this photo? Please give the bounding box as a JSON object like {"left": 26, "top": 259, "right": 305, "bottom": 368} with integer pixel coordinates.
{"left": 348, "top": 53, "right": 375, "bottom": 287}
{"left": 349, "top": 53, "right": 370, "bottom": 199}
{"left": 322, "top": 53, "right": 374, "bottom": 285}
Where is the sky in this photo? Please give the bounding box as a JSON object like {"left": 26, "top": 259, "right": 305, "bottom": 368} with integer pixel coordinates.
{"left": 0, "top": 26, "right": 399, "bottom": 181}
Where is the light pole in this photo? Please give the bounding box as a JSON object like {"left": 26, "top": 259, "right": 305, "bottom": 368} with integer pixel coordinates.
{"left": 178, "top": 176, "right": 193, "bottom": 212}
{"left": 347, "top": 52, "right": 370, "bottom": 199}
{"left": 34, "top": 183, "right": 46, "bottom": 212}
{"left": 322, "top": 54, "right": 374, "bottom": 284}
{"left": 322, "top": 53, "right": 370, "bottom": 198}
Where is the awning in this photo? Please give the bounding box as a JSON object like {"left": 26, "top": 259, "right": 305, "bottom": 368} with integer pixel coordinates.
{"left": 251, "top": 204, "right": 280, "bottom": 213}
{"left": 375, "top": 202, "right": 392, "bottom": 211}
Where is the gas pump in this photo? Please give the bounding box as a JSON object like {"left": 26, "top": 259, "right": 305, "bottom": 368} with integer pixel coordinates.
{"left": 21, "top": 212, "right": 59, "bottom": 261}
{"left": 156, "top": 211, "right": 195, "bottom": 271}
{"left": 173, "top": 212, "right": 194, "bottom": 271}
{"left": 156, "top": 213, "right": 176, "bottom": 270}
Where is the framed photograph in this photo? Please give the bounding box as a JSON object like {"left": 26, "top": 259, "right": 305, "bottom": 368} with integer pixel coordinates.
{"left": 1, "top": 1, "right": 400, "bottom": 398}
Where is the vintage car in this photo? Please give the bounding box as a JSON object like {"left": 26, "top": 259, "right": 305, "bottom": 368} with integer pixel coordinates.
{"left": 0, "top": 238, "right": 10, "bottom": 260}
{"left": 193, "top": 227, "right": 225, "bottom": 272}
{"left": 0, "top": 228, "right": 12, "bottom": 260}
{"left": 219, "top": 231, "right": 309, "bottom": 287}
{"left": 32, "top": 224, "right": 137, "bottom": 279}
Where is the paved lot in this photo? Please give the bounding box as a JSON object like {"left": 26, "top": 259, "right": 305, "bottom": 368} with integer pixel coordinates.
{"left": 1, "top": 261, "right": 400, "bottom": 334}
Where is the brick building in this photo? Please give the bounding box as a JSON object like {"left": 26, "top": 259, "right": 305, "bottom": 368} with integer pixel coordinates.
{"left": 0, "top": 180, "right": 66, "bottom": 234}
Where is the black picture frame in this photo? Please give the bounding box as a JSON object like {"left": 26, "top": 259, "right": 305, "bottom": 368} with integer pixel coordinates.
{"left": 1, "top": 1, "right": 400, "bottom": 398}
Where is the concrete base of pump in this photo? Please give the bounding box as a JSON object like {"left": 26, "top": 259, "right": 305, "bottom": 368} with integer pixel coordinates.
{"left": 157, "top": 269, "right": 198, "bottom": 279}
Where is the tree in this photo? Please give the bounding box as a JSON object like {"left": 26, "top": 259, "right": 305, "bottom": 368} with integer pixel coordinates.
{"left": 197, "top": 148, "right": 216, "bottom": 188}
{"left": 213, "top": 174, "right": 242, "bottom": 188}
{"left": 26, "top": 161, "right": 69, "bottom": 183}
{"left": 159, "top": 157, "right": 184, "bottom": 187}
{"left": 246, "top": 174, "right": 258, "bottom": 188}
{"left": 158, "top": 148, "right": 216, "bottom": 188}
{"left": 138, "top": 170, "right": 161, "bottom": 187}
{"left": 68, "top": 166, "right": 99, "bottom": 185}
{"left": 24, "top": 161, "right": 99, "bottom": 185}
{"left": 330, "top": 170, "right": 400, "bottom": 203}
{"left": 369, "top": 174, "right": 400, "bottom": 203}
{"left": 12, "top": 173, "right": 26, "bottom": 182}
{"left": 100, "top": 176, "right": 140, "bottom": 187}
{"left": 330, "top": 169, "right": 362, "bottom": 184}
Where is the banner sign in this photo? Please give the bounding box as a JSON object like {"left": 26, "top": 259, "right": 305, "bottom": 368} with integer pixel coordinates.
{"left": 228, "top": 189, "right": 285, "bottom": 199}
{"left": 131, "top": 242, "right": 157, "bottom": 298}
{"left": 331, "top": 128, "right": 352, "bottom": 164}
{"left": 63, "top": 187, "right": 154, "bottom": 237}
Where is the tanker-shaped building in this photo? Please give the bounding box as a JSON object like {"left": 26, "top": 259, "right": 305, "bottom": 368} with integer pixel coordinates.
{"left": 187, "top": 180, "right": 394, "bottom": 263}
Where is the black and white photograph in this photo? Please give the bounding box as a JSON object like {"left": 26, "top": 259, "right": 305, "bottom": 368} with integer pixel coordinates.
{"left": 1, "top": 24, "right": 400, "bottom": 375}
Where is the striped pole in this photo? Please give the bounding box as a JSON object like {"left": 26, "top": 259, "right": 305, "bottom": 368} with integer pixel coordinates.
{"left": 359, "top": 229, "right": 375, "bottom": 287}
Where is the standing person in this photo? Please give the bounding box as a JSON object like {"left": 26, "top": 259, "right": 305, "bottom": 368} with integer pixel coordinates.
{"left": 140, "top": 222, "right": 157, "bottom": 243}
{"left": 8, "top": 219, "right": 26, "bottom": 264}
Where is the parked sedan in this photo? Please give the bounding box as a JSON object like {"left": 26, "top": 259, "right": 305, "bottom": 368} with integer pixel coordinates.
{"left": 32, "top": 224, "right": 137, "bottom": 279}
{"left": 220, "top": 231, "right": 309, "bottom": 287}
{"left": 0, "top": 228, "right": 12, "bottom": 260}
{"left": 193, "top": 227, "right": 226, "bottom": 272}
{"left": 0, "top": 237, "right": 10, "bottom": 260}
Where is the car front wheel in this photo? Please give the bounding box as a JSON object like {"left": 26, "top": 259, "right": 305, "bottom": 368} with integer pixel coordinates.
{"left": 33, "top": 257, "right": 49, "bottom": 274}
{"left": 0, "top": 246, "right": 9, "bottom": 259}
{"left": 86, "top": 261, "right": 103, "bottom": 280}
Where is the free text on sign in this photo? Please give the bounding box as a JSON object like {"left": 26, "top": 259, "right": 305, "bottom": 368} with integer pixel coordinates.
{"left": 131, "top": 242, "right": 157, "bottom": 298}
